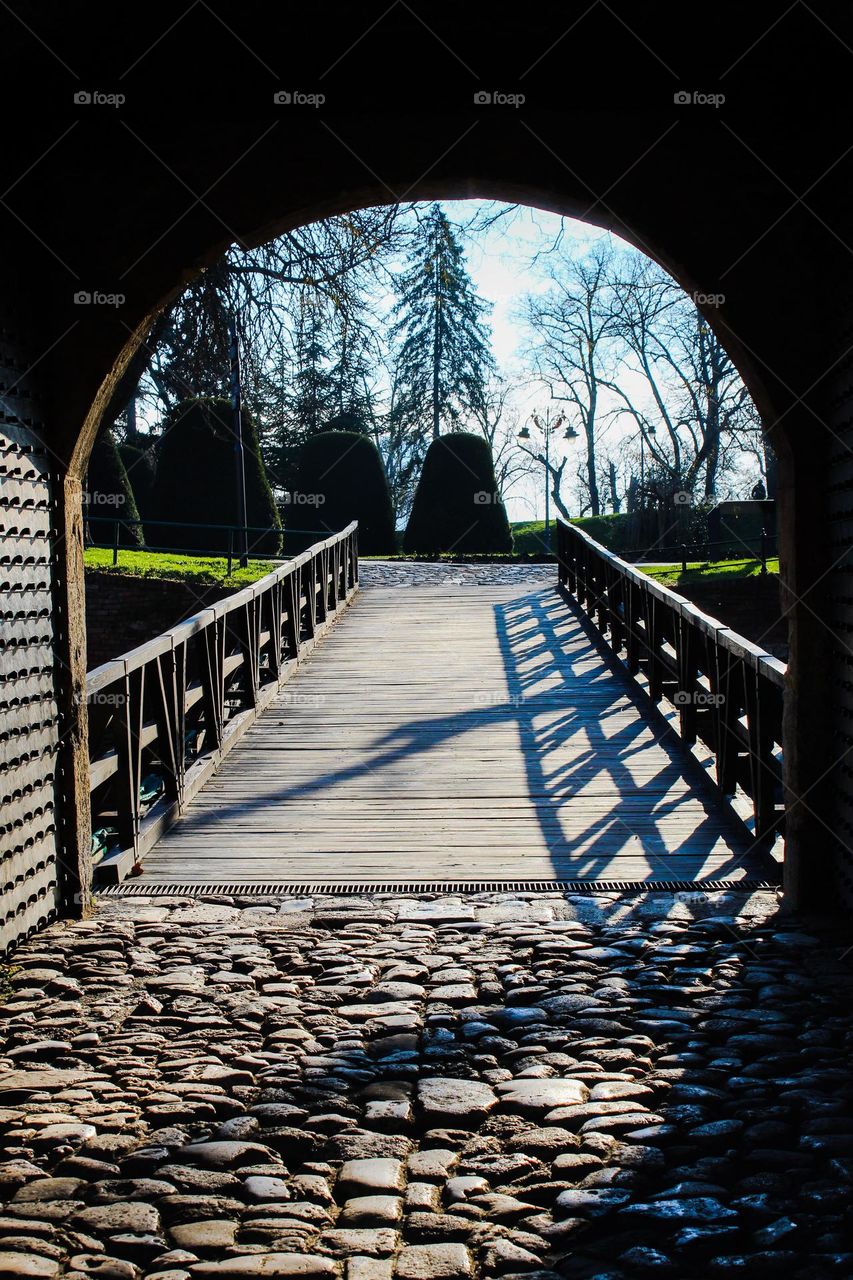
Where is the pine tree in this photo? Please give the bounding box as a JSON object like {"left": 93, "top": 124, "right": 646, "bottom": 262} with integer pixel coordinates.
{"left": 291, "top": 294, "right": 336, "bottom": 438}
{"left": 391, "top": 204, "right": 495, "bottom": 444}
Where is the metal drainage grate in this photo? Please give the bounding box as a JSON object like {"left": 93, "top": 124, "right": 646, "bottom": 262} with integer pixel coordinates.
{"left": 98, "top": 877, "right": 781, "bottom": 898}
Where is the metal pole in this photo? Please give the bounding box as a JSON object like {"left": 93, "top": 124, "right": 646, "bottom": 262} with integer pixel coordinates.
{"left": 228, "top": 317, "right": 249, "bottom": 569}
{"left": 545, "top": 423, "right": 551, "bottom": 554}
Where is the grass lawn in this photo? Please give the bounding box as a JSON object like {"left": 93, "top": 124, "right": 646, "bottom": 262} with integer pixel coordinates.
{"left": 510, "top": 520, "right": 552, "bottom": 553}
{"left": 639, "top": 557, "right": 780, "bottom": 587}
{"left": 84, "top": 546, "right": 277, "bottom": 587}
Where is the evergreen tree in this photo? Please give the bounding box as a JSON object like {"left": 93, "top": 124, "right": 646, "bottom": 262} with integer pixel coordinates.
{"left": 391, "top": 204, "right": 496, "bottom": 444}
{"left": 291, "top": 294, "right": 337, "bottom": 437}
{"left": 85, "top": 431, "right": 144, "bottom": 547}
{"left": 296, "top": 431, "right": 396, "bottom": 554}
{"left": 404, "top": 432, "right": 513, "bottom": 554}
{"left": 152, "top": 398, "right": 282, "bottom": 555}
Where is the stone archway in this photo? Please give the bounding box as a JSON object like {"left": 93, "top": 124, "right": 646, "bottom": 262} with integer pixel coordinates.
{"left": 2, "top": 8, "right": 852, "bottom": 926}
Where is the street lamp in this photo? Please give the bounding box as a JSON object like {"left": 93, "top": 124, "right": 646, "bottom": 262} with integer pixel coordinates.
{"left": 637, "top": 423, "right": 657, "bottom": 503}
{"left": 518, "top": 409, "right": 578, "bottom": 553}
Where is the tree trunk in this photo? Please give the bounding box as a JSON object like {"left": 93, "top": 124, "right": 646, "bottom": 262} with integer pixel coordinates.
{"left": 550, "top": 468, "right": 571, "bottom": 521}
{"left": 608, "top": 460, "right": 621, "bottom": 512}
{"left": 586, "top": 429, "right": 600, "bottom": 516}
{"left": 764, "top": 438, "right": 778, "bottom": 498}
{"left": 125, "top": 395, "right": 138, "bottom": 445}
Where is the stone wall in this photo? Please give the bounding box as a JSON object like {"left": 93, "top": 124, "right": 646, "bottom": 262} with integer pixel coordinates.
{"left": 85, "top": 571, "right": 236, "bottom": 670}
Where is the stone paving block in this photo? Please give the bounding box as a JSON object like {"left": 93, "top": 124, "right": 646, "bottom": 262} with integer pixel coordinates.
{"left": 169, "top": 1219, "right": 239, "bottom": 1249}
{"left": 346, "top": 1259, "right": 393, "bottom": 1280}
{"left": 417, "top": 1080, "right": 497, "bottom": 1127}
{"left": 318, "top": 1229, "right": 400, "bottom": 1257}
{"left": 190, "top": 1257, "right": 337, "bottom": 1278}
{"left": 395, "top": 1244, "right": 473, "bottom": 1280}
{"left": 338, "top": 1160, "right": 405, "bottom": 1196}
{"left": 339, "top": 1196, "right": 403, "bottom": 1225}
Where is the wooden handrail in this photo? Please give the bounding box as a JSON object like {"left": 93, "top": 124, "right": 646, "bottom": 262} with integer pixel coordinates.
{"left": 85, "top": 522, "right": 359, "bottom": 883}
{"left": 556, "top": 518, "right": 785, "bottom": 845}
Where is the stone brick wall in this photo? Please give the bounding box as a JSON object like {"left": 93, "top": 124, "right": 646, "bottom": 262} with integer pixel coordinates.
{"left": 85, "top": 571, "right": 236, "bottom": 670}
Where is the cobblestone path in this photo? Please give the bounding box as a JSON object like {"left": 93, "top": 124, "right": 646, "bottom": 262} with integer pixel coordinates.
{"left": 1, "top": 890, "right": 852, "bottom": 1278}
{"left": 357, "top": 563, "right": 556, "bottom": 589}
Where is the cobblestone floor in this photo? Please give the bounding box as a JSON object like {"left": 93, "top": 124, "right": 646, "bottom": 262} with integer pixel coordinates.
{"left": 357, "top": 563, "right": 556, "bottom": 588}
{"left": 1, "top": 890, "right": 852, "bottom": 1278}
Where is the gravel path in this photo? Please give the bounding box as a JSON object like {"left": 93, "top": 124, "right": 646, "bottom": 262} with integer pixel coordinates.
{"left": 1, "top": 889, "right": 851, "bottom": 1277}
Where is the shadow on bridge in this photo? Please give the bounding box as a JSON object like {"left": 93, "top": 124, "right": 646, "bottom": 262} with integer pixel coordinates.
{"left": 144, "top": 584, "right": 759, "bottom": 884}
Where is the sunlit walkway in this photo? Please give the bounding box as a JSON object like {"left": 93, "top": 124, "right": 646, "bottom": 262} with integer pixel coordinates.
{"left": 142, "top": 580, "right": 767, "bottom": 884}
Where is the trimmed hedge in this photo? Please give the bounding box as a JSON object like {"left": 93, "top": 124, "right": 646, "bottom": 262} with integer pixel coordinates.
{"left": 404, "top": 433, "right": 513, "bottom": 554}
{"left": 571, "top": 505, "right": 775, "bottom": 560}
{"left": 152, "top": 398, "right": 282, "bottom": 555}
{"left": 118, "top": 441, "right": 157, "bottom": 522}
{"left": 295, "top": 431, "right": 396, "bottom": 554}
{"left": 85, "top": 432, "right": 143, "bottom": 547}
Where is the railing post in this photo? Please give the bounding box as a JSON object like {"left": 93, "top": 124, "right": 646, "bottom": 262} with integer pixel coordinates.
{"left": 112, "top": 516, "right": 120, "bottom": 566}
{"left": 227, "top": 527, "right": 234, "bottom": 577}
{"left": 114, "top": 667, "right": 143, "bottom": 865}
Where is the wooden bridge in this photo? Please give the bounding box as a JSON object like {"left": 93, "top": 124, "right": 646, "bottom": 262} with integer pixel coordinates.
{"left": 86, "top": 522, "right": 784, "bottom": 892}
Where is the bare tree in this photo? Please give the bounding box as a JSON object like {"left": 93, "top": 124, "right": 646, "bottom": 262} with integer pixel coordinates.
{"left": 605, "top": 256, "right": 758, "bottom": 502}
{"left": 467, "top": 375, "right": 529, "bottom": 498}
{"left": 521, "top": 242, "right": 620, "bottom": 516}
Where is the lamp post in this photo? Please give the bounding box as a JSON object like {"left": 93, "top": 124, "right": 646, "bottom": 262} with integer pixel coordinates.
{"left": 517, "top": 409, "right": 579, "bottom": 553}
{"left": 637, "top": 423, "right": 657, "bottom": 506}
{"left": 228, "top": 317, "right": 249, "bottom": 569}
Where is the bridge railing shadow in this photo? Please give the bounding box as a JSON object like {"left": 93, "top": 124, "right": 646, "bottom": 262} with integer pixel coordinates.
{"left": 164, "top": 585, "right": 752, "bottom": 884}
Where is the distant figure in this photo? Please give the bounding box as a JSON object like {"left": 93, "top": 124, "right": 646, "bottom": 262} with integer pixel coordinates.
{"left": 751, "top": 480, "right": 767, "bottom": 500}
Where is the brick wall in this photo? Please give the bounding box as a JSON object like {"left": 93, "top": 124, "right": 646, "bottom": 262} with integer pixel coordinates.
{"left": 85, "top": 571, "right": 237, "bottom": 670}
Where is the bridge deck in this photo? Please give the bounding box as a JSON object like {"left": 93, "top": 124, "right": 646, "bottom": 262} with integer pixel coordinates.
{"left": 142, "top": 583, "right": 767, "bottom": 884}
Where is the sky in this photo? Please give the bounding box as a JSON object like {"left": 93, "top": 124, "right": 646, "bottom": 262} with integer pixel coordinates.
{"left": 139, "top": 198, "right": 763, "bottom": 528}
{"left": 443, "top": 201, "right": 615, "bottom": 522}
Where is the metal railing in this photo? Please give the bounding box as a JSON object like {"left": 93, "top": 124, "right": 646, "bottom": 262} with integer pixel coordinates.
{"left": 621, "top": 532, "right": 778, "bottom": 573}
{"left": 83, "top": 512, "right": 331, "bottom": 572}
{"left": 85, "top": 522, "right": 358, "bottom": 883}
{"left": 557, "top": 519, "right": 785, "bottom": 845}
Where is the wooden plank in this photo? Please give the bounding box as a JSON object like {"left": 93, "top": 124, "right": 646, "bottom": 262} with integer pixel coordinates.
{"left": 141, "top": 581, "right": 774, "bottom": 885}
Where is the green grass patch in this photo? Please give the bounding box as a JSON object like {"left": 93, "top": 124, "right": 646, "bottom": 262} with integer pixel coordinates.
{"left": 639, "top": 557, "right": 780, "bottom": 587}
{"left": 84, "top": 547, "right": 277, "bottom": 587}
{"left": 510, "top": 520, "right": 552, "bottom": 554}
